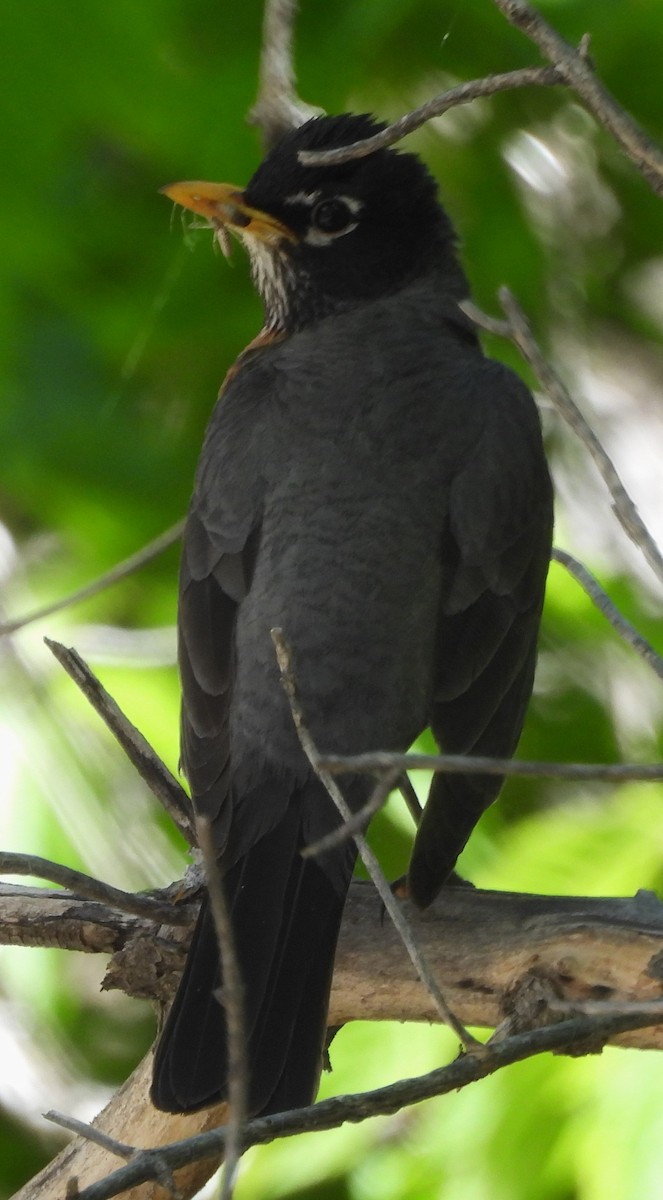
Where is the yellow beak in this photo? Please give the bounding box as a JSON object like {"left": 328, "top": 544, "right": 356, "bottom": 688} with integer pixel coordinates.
{"left": 160, "top": 180, "right": 295, "bottom": 245}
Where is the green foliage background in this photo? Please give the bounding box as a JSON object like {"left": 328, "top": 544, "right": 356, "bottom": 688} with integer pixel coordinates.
{"left": 2, "top": 1, "right": 663, "bottom": 1196}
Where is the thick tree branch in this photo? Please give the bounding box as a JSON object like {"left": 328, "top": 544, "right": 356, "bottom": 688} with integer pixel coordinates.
{"left": 13, "top": 1052, "right": 229, "bottom": 1200}
{"left": 43, "top": 1004, "right": 663, "bottom": 1200}
{"left": 10, "top": 882, "right": 663, "bottom": 1199}
{"left": 4, "top": 881, "right": 663, "bottom": 1046}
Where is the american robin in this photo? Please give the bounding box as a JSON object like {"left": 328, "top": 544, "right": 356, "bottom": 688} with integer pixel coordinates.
{"left": 151, "top": 113, "right": 553, "bottom": 1116}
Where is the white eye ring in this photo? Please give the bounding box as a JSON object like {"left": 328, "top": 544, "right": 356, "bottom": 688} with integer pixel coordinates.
{"left": 311, "top": 197, "right": 354, "bottom": 233}
{"left": 302, "top": 194, "right": 362, "bottom": 246}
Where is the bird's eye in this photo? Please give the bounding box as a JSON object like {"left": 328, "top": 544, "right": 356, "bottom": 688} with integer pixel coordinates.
{"left": 311, "top": 197, "right": 355, "bottom": 234}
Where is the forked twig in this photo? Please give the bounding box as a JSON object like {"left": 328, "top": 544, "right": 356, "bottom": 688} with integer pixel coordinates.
{"left": 492, "top": 0, "right": 663, "bottom": 196}
{"left": 74, "top": 1003, "right": 663, "bottom": 1200}
{"left": 249, "top": 0, "right": 322, "bottom": 149}
{"left": 44, "top": 1112, "right": 134, "bottom": 1161}
{"left": 301, "top": 767, "right": 401, "bottom": 859}
{"left": 300, "top": 2, "right": 663, "bottom": 202}
{"left": 45, "top": 1111, "right": 182, "bottom": 1199}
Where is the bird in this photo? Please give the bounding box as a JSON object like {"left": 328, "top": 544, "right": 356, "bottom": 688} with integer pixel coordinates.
{"left": 151, "top": 112, "right": 554, "bottom": 1117}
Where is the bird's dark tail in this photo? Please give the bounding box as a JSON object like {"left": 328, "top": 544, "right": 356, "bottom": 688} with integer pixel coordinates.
{"left": 151, "top": 803, "right": 350, "bottom": 1116}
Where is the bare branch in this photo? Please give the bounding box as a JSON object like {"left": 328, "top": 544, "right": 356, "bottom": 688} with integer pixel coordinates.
{"left": 0, "top": 851, "right": 191, "bottom": 926}
{"left": 13, "top": 882, "right": 663, "bottom": 1197}
{"left": 0, "top": 882, "right": 134, "bottom": 952}
{"left": 45, "top": 639, "right": 194, "bottom": 845}
{"left": 318, "top": 750, "right": 663, "bottom": 783}
{"left": 298, "top": 64, "right": 564, "bottom": 165}
{"left": 301, "top": 767, "right": 401, "bottom": 859}
{"left": 7, "top": 880, "right": 663, "bottom": 1037}
{"left": 491, "top": 0, "right": 663, "bottom": 196}
{"left": 73, "top": 1002, "right": 663, "bottom": 1200}
{"left": 249, "top": 0, "right": 322, "bottom": 149}
{"left": 270, "top": 626, "right": 483, "bottom": 1054}
{"left": 0, "top": 521, "right": 184, "bottom": 638}
{"left": 195, "top": 818, "right": 247, "bottom": 1200}
{"left": 552, "top": 547, "right": 663, "bottom": 680}
{"left": 462, "top": 292, "right": 663, "bottom": 589}
{"left": 299, "top": 3, "right": 663, "bottom": 201}
{"left": 44, "top": 1113, "right": 134, "bottom": 1162}
{"left": 399, "top": 774, "right": 423, "bottom": 825}
{"left": 44, "top": 1111, "right": 183, "bottom": 1200}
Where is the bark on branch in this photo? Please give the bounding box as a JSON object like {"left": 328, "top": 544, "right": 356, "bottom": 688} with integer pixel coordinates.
{"left": 10, "top": 881, "right": 663, "bottom": 1200}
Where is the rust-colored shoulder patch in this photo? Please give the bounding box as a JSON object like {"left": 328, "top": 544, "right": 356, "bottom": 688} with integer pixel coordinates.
{"left": 219, "top": 326, "right": 287, "bottom": 393}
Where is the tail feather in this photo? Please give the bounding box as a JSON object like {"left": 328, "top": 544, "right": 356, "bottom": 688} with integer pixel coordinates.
{"left": 247, "top": 858, "right": 343, "bottom": 1113}
{"left": 151, "top": 801, "right": 350, "bottom": 1116}
{"left": 263, "top": 919, "right": 340, "bottom": 1114}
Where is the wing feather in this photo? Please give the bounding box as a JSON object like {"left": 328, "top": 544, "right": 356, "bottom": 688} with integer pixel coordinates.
{"left": 409, "top": 361, "right": 553, "bottom": 906}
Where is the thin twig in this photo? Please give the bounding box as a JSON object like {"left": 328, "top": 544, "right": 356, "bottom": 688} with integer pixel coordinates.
{"left": 499, "top": 288, "right": 663, "bottom": 585}
{"left": 0, "top": 520, "right": 184, "bottom": 637}
{"left": 45, "top": 638, "right": 194, "bottom": 845}
{"left": 44, "top": 1112, "right": 182, "bottom": 1200}
{"left": 301, "top": 768, "right": 401, "bottom": 859}
{"left": 462, "top": 292, "right": 663, "bottom": 589}
{"left": 196, "top": 817, "right": 247, "bottom": 1200}
{"left": 74, "top": 1004, "right": 663, "bottom": 1200}
{"left": 492, "top": 0, "right": 663, "bottom": 197}
{"left": 300, "top": 1, "right": 663, "bottom": 200}
{"left": 317, "top": 751, "right": 663, "bottom": 783}
{"left": 299, "top": 64, "right": 563, "bottom": 165}
{"left": 47, "top": 1113, "right": 186, "bottom": 1200}
{"left": 45, "top": 1114, "right": 182, "bottom": 1197}
{"left": 270, "top": 627, "right": 483, "bottom": 1053}
{"left": 552, "top": 547, "right": 663, "bottom": 680}
{"left": 0, "top": 852, "right": 192, "bottom": 925}
{"left": 399, "top": 774, "right": 424, "bottom": 826}
{"left": 43, "top": 1112, "right": 134, "bottom": 1160}
{"left": 249, "top": 0, "right": 322, "bottom": 149}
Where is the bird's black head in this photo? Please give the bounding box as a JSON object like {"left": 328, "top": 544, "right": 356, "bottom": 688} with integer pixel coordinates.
{"left": 163, "top": 114, "right": 467, "bottom": 332}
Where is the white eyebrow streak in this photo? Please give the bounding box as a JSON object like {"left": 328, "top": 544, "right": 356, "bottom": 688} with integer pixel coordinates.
{"left": 282, "top": 191, "right": 365, "bottom": 216}
{"left": 335, "top": 195, "right": 363, "bottom": 216}
{"left": 284, "top": 190, "right": 321, "bottom": 206}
